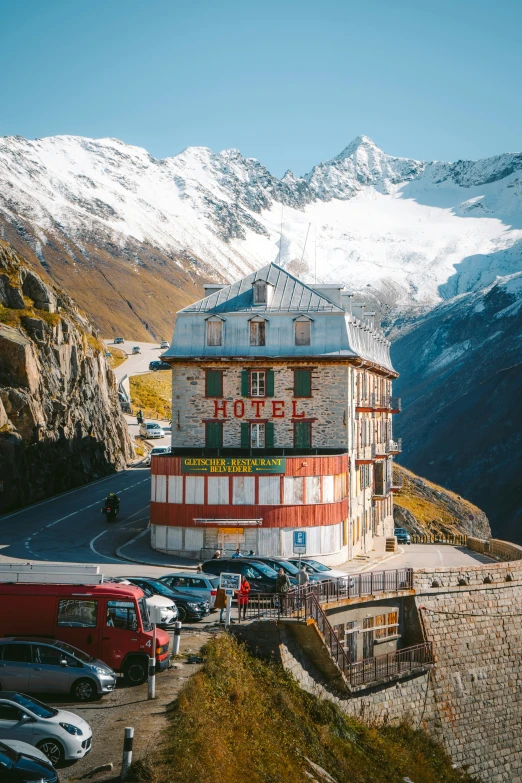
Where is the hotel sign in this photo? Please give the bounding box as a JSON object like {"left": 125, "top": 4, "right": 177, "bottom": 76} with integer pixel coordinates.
{"left": 182, "top": 457, "right": 286, "bottom": 474}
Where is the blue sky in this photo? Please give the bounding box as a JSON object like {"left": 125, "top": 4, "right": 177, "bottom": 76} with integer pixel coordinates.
{"left": 1, "top": 0, "right": 521, "bottom": 176}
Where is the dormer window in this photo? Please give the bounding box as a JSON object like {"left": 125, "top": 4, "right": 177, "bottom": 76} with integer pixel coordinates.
{"left": 253, "top": 281, "right": 267, "bottom": 304}
{"left": 294, "top": 315, "right": 312, "bottom": 346}
{"left": 206, "top": 316, "right": 223, "bottom": 346}
{"left": 252, "top": 279, "right": 273, "bottom": 306}
{"left": 249, "top": 317, "right": 267, "bottom": 346}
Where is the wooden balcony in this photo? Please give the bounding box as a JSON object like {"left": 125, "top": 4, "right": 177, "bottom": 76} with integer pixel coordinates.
{"left": 355, "top": 444, "right": 375, "bottom": 464}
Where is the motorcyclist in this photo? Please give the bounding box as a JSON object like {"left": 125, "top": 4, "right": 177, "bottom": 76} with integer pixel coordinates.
{"left": 105, "top": 492, "right": 120, "bottom": 511}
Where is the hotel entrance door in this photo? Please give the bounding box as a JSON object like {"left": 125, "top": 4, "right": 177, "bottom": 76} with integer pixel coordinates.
{"left": 218, "top": 527, "right": 245, "bottom": 556}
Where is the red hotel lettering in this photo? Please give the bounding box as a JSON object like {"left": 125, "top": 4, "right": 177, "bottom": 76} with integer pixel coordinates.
{"left": 213, "top": 400, "right": 228, "bottom": 418}
{"left": 272, "top": 400, "right": 285, "bottom": 418}
{"left": 233, "top": 400, "right": 245, "bottom": 418}
{"left": 251, "top": 400, "right": 266, "bottom": 418}
{"left": 292, "top": 400, "right": 305, "bottom": 418}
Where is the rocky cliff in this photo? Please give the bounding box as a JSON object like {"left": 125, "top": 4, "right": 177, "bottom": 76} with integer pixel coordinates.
{"left": 0, "top": 240, "right": 133, "bottom": 513}
{"left": 393, "top": 464, "right": 491, "bottom": 538}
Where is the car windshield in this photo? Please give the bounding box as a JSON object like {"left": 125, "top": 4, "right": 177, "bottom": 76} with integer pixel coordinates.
{"left": 54, "top": 640, "right": 94, "bottom": 663}
{"left": 305, "top": 560, "right": 331, "bottom": 573}
{"left": 270, "top": 559, "right": 299, "bottom": 575}
{"left": 147, "top": 423, "right": 160, "bottom": 429}
{"left": 0, "top": 741, "right": 17, "bottom": 762}
{"left": 11, "top": 693, "right": 58, "bottom": 718}
{"left": 251, "top": 562, "right": 278, "bottom": 577}
{"left": 141, "top": 580, "right": 177, "bottom": 599}
{"left": 138, "top": 597, "right": 152, "bottom": 632}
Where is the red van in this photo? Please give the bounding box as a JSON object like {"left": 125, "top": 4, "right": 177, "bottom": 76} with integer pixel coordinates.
{"left": 0, "top": 581, "right": 170, "bottom": 685}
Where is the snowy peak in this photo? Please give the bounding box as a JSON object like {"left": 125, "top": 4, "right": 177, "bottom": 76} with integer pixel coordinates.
{"left": 304, "top": 136, "right": 425, "bottom": 200}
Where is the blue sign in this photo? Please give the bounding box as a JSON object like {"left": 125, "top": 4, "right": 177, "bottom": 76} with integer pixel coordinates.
{"left": 293, "top": 530, "right": 307, "bottom": 554}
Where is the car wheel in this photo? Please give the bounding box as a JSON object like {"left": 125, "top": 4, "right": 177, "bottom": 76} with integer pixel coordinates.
{"left": 37, "top": 739, "right": 64, "bottom": 767}
{"left": 177, "top": 606, "right": 187, "bottom": 623}
{"left": 124, "top": 655, "right": 148, "bottom": 685}
{"left": 71, "top": 677, "right": 100, "bottom": 702}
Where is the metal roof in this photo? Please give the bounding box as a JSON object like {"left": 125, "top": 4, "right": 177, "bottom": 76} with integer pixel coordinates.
{"left": 179, "top": 263, "right": 345, "bottom": 315}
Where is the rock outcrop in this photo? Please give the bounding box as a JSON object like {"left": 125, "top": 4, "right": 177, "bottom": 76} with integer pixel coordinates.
{"left": 393, "top": 464, "right": 491, "bottom": 538}
{"left": 0, "top": 240, "right": 133, "bottom": 513}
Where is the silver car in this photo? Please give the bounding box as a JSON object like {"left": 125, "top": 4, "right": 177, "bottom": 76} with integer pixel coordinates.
{"left": 0, "top": 638, "right": 116, "bottom": 702}
{"left": 159, "top": 572, "right": 220, "bottom": 609}
{"left": 140, "top": 422, "right": 165, "bottom": 439}
{"left": 0, "top": 692, "right": 92, "bottom": 766}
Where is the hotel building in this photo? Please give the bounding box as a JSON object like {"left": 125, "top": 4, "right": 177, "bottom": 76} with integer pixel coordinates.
{"left": 151, "top": 263, "right": 401, "bottom": 564}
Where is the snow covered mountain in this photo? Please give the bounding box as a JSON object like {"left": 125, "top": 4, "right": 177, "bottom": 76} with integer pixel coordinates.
{"left": 0, "top": 133, "right": 521, "bottom": 338}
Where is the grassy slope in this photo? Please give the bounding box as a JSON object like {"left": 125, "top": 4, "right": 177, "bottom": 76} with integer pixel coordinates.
{"left": 394, "top": 463, "right": 485, "bottom": 534}
{"left": 129, "top": 634, "right": 476, "bottom": 783}
{"left": 106, "top": 346, "right": 127, "bottom": 370}
{"left": 129, "top": 371, "right": 172, "bottom": 420}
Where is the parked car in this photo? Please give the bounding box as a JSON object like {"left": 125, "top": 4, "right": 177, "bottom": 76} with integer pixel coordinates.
{"left": 394, "top": 527, "right": 411, "bottom": 544}
{"left": 288, "top": 558, "right": 351, "bottom": 581}
{"left": 159, "top": 573, "right": 220, "bottom": 609}
{"left": 118, "top": 577, "right": 210, "bottom": 623}
{"left": 249, "top": 557, "right": 325, "bottom": 583}
{"left": 0, "top": 638, "right": 116, "bottom": 702}
{"left": 0, "top": 739, "right": 58, "bottom": 783}
{"left": 144, "top": 445, "right": 171, "bottom": 466}
{"left": 0, "top": 581, "right": 170, "bottom": 687}
{"left": 113, "top": 337, "right": 124, "bottom": 344}
{"left": 0, "top": 692, "right": 92, "bottom": 766}
{"left": 139, "top": 422, "right": 165, "bottom": 439}
{"left": 148, "top": 360, "right": 171, "bottom": 371}
{"left": 201, "top": 558, "right": 298, "bottom": 593}
{"left": 113, "top": 580, "right": 177, "bottom": 627}
{"left": 131, "top": 346, "right": 141, "bottom": 355}
{"left": 159, "top": 341, "right": 169, "bottom": 349}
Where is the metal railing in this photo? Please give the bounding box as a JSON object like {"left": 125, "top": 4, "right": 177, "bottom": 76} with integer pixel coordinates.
{"left": 389, "top": 396, "right": 402, "bottom": 412}
{"left": 243, "top": 569, "right": 432, "bottom": 688}
{"left": 410, "top": 533, "right": 467, "bottom": 545}
{"left": 349, "top": 642, "right": 433, "bottom": 687}
{"left": 387, "top": 438, "right": 402, "bottom": 454}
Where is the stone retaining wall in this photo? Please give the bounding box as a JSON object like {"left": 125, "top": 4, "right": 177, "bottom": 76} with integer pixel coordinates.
{"left": 467, "top": 536, "right": 522, "bottom": 562}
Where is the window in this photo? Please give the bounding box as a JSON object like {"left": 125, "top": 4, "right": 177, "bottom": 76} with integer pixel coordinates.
{"left": 241, "top": 369, "right": 274, "bottom": 397}
{"left": 205, "top": 421, "right": 223, "bottom": 449}
{"left": 284, "top": 476, "right": 303, "bottom": 504}
{"left": 253, "top": 280, "right": 267, "bottom": 304}
{"left": 32, "top": 645, "right": 80, "bottom": 667}
{"left": 208, "top": 476, "right": 229, "bottom": 504}
{"left": 375, "top": 611, "right": 399, "bottom": 640}
{"left": 305, "top": 476, "right": 321, "bottom": 504}
{"left": 322, "top": 475, "right": 334, "bottom": 503}
{"left": 250, "top": 320, "right": 266, "bottom": 346}
{"left": 251, "top": 422, "right": 265, "bottom": 448}
{"left": 258, "top": 476, "right": 281, "bottom": 504}
{"left": 205, "top": 369, "right": 223, "bottom": 397}
{"left": 295, "top": 320, "right": 311, "bottom": 346}
{"left": 206, "top": 319, "right": 223, "bottom": 346}
{"left": 251, "top": 371, "right": 266, "bottom": 397}
{"left": 57, "top": 599, "right": 98, "bottom": 628}
{"left": 294, "top": 420, "right": 311, "bottom": 449}
{"left": 106, "top": 600, "right": 138, "bottom": 631}
{"left": 233, "top": 476, "right": 255, "bottom": 504}
{"left": 1, "top": 643, "right": 31, "bottom": 663}
{"left": 185, "top": 476, "right": 204, "bottom": 503}
{"left": 294, "top": 369, "right": 311, "bottom": 397}
{"left": 0, "top": 704, "right": 23, "bottom": 721}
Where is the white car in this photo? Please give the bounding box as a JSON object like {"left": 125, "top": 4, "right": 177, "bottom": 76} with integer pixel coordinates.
{"left": 0, "top": 692, "right": 92, "bottom": 766}
{"left": 288, "top": 558, "right": 353, "bottom": 582}
{"left": 160, "top": 340, "right": 169, "bottom": 349}
{"left": 132, "top": 346, "right": 141, "bottom": 354}
{"left": 140, "top": 422, "right": 165, "bottom": 439}
{"left": 116, "top": 581, "right": 177, "bottom": 627}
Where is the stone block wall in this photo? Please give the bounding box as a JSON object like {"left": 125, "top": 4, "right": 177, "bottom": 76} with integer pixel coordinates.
{"left": 171, "top": 361, "right": 350, "bottom": 449}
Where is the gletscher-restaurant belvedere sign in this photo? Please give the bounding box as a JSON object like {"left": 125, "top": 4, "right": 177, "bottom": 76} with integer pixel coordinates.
{"left": 181, "top": 457, "right": 286, "bottom": 474}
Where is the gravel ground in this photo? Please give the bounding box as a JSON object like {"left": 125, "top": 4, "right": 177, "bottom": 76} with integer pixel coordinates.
{"left": 53, "top": 629, "right": 216, "bottom": 782}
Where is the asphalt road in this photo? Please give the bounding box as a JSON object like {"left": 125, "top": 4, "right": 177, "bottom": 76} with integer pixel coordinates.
{"left": 364, "top": 543, "right": 494, "bottom": 571}
{"left": 104, "top": 339, "right": 167, "bottom": 383}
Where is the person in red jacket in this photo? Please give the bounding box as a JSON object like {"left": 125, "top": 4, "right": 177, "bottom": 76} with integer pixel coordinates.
{"left": 236, "top": 575, "right": 251, "bottom": 622}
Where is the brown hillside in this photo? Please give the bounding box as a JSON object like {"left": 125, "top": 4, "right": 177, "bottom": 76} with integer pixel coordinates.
{"left": 393, "top": 463, "right": 491, "bottom": 538}
{"left": 0, "top": 216, "right": 208, "bottom": 340}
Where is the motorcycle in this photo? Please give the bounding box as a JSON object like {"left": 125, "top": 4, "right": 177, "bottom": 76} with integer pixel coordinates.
{"left": 102, "top": 504, "right": 119, "bottom": 523}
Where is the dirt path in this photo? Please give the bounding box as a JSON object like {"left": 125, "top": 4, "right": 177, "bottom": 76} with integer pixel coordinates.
{"left": 57, "top": 630, "right": 214, "bottom": 782}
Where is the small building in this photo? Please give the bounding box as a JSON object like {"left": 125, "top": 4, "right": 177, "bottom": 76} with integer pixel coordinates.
{"left": 151, "top": 263, "right": 401, "bottom": 563}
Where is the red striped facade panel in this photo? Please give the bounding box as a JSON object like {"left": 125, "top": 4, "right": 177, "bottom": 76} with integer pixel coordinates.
{"left": 150, "top": 500, "right": 348, "bottom": 528}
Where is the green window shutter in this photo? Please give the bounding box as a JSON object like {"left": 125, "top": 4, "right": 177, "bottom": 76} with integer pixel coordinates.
{"left": 206, "top": 370, "right": 223, "bottom": 397}
{"left": 205, "top": 422, "right": 223, "bottom": 449}
{"left": 265, "top": 422, "right": 275, "bottom": 448}
{"left": 294, "top": 421, "right": 311, "bottom": 449}
{"left": 241, "top": 370, "right": 250, "bottom": 397}
{"left": 266, "top": 369, "right": 275, "bottom": 397}
{"left": 240, "top": 422, "right": 250, "bottom": 449}
{"left": 294, "top": 369, "right": 311, "bottom": 397}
